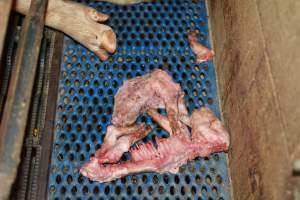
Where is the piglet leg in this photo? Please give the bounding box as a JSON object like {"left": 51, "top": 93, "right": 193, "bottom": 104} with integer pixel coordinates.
{"left": 13, "top": 0, "right": 116, "bottom": 60}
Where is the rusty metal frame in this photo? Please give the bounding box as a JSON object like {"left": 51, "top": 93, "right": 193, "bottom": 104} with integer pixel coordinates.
{"left": 0, "top": 0, "right": 13, "bottom": 60}
{"left": 36, "top": 32, "right": 64, "bottom": 200}
{"left": 0, "top": 0, "right": 48, "bottom": 197}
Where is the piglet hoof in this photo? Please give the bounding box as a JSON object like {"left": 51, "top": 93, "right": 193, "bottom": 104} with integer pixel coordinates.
{"left": 46, "top": 2, "right": 117, "bottom": 61}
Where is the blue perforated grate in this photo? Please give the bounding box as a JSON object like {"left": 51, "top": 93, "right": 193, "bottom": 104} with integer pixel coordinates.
{"left": 47, "top": 0, "right": 231, "bottom": 199}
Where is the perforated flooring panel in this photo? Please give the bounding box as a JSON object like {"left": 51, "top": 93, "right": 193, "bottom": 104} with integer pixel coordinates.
{"left": 47, "top": 0, "right": 231, "bottom": 199}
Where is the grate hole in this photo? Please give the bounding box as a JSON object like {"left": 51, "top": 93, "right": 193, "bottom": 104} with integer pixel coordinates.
{"left": 60, "top": 186, "right": 66, "bottom": 195}
{"left": 148, "top": 186, "right": 154, "bottom": 195}
{"left": 67, "top": 175, "right": 73, "bottom": 184}
{"left": 200, "top": 72, "right": 206, "bottom": 79}
{"left": 213, "top": 154, "right": 220, "bottom": 161}
{"left": 142, "top": 175, "right": 148, "bottom": 183}
{"left": 126, "top": 186, "right": 131, "bottom": 195}
{"left": 195, "top": 175, "right": 202, "bottom": 184}
{"left": 174, "top": 175, "right": 180, "bottom": 184}
{"left": 71, "top": 186, "right": 77, "bottom": 195}
{"left": 201, "top": 186, "right": 207, "bottom": 194}
{"left": 206, "top": 175, "right": 212, "bottom": 185}
{"left": 101, "top": 116, "right": 107, "bottom": 123}
{"left": 82, "top": 186, "right": 89, "bottom": 195}
{"left": 159, "top": 186, "right": 165, "bottom": 194}
{"left": 216, "top": 175, "right": 223, "bottom": 184}
{"left": 212, "top": 186, "right": 218, "bottom": 194}
{"left": 78, "top": 175, "right": 84, "bottom": 183}
{"left": 180, "top": 186, "right": 186, "bottom": 195}
{"left": 91, "top": 134, "right": 96, "bottom": 142}
{"left": 64, "top": 143, "right": 70, "bottom": 152}
{"left": 185, "top": 175, "right": 191, "bottom": 184}
{"left": 56, "top": 175, "right": 62, "bottom": 184}
{"left": 92, "top": 97, "right": 99, "bottom": 105}
{"left": 163, "top": 174, "right": 169, "bottom": 184}
{"left": 192, "top": 185, "right": 197, "bottom": 195}
{"left": 170, "top": 186, "right": 175, "bottom": 195}
{"left": 153, "top": 175, "right": 159, "bottom": 184}
{"left": 138, "top": 186, "right": 142, "bottom": 194}
{"left": 57, "top": 154, "right": 63, "bottom": 161}
{"left": 68, "top": 153, "right": 74, "bottom": 161}
{"left": 96, "top": 125, "right": 102, "bottom": 132}
{"left": 132, "top": 175, "right": 138, "bottom": 184}
{"left": 207, "top": 98, "right": 213, "bottom": 105}
{"left": 105, "top": 186, "right": 110, "bottom": 195}
{"left": 115, "top": 186, "right": 121, "bottom": 195}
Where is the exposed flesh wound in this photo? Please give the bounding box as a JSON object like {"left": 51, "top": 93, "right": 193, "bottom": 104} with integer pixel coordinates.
{"left": 94, "top": 69, "right": 187, "bottom": 165}
{"left": 80, "top": 107, "right": 229, "bottom": 183}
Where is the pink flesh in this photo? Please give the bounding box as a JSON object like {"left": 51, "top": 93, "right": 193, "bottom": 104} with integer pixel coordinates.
{"left": 187, "top": 31, "right": 215, "bottom": 64}
{"left": 80, "top": 107, "right": 229, "bottom": 183}
{"left": 95, "top": 70, "right": 189, "bottom": 165}
{"left": 95, "top": 124, "right": 151, "bottom": 164}
{"left": 112, "top": 69, "right": 185, "bottom": 135}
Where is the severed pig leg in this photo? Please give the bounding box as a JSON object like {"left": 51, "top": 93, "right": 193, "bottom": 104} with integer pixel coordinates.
{"left": 187, "top": 30, "right": 214, "bottom": 64}
{"left": 81, "top": 107, "right": 229, "bottom": 182}
{"left": 95, "top": 124, "right": 151, "bottom": 163}
{"left": 13, "top": 0, "right": 116, "bottom": 60}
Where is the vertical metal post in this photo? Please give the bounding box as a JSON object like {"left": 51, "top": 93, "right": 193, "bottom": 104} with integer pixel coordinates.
{"left": 0, "top": 0, "right": 48, "bottom": 197}
{"left": 0, "top": 0, "right": 13, "bottom": 60}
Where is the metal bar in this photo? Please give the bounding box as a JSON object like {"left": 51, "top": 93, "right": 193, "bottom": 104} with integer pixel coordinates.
{"left": 36, "top": 32, "right": 63, "bottom": 200}
{"left": 0, "top": 0, "right": 48, "bottom": 197}
{"left": 0, "top": 0, "right": 13, "bottom": 60}
{"left": 16, "top": 35, "right": 48, "bottom": 200}
{"left": 0, "top": 14, "right": 20, "bottom": 116}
